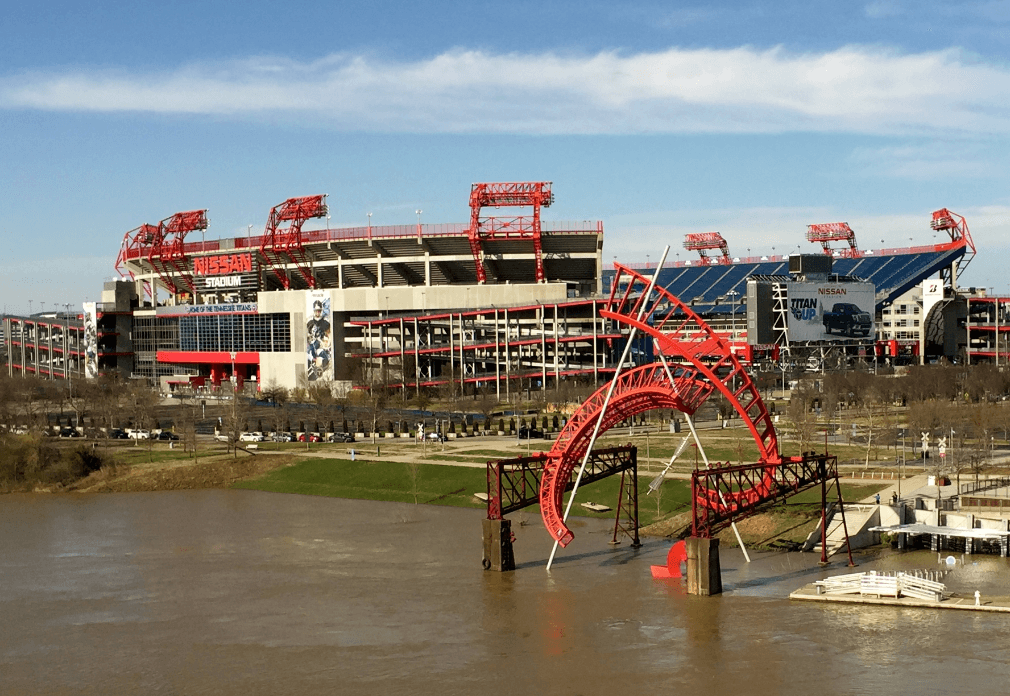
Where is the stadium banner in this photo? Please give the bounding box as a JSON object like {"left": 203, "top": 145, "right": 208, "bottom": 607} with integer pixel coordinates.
{"left": 305, "top": 291, "right": 332, "bottom": 382}
{"left": 787, "top": 281, "right": 875, "bottom": 342}
{"left": 82, "top": 302, "right": 98, "bottom": 379}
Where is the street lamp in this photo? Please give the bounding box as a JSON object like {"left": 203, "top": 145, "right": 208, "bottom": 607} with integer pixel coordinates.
{"left": 64, "top": 302, "right": 72, "bottom": 399}
{"left": 727, "top": 290, "right": 739, "bottom": 341}
{"left": 247, "top": 224, "right": 252, "bottom": 247}
{"left": 415, "top": 209, "right": 422, "bottom": 233}
{"left": 367, "top": 212, "right": 372, "bottom": 234}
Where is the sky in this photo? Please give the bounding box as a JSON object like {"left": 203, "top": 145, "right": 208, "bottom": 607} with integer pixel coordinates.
{"left": 2, "top": 0, "right": 1010, "bottom": 314}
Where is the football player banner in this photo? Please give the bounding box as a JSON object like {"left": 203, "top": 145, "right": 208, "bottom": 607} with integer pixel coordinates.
{"left": 306, "top": 291, "right": 332, "bottom": 382}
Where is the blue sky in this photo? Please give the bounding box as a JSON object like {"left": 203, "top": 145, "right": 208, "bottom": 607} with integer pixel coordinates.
{"left": 2, "top": 0, "right": 1010, "bottom": 313}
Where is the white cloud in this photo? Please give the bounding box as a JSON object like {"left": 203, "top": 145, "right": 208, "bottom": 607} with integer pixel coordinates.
{"left": 864, "top": 1, "right": 906, "bottom": 19}
{"left": 848, "top": 142, "right": 999, "bottom": 179}
{"left": 3, "top": 46, "right": 1010, "bottom": 135}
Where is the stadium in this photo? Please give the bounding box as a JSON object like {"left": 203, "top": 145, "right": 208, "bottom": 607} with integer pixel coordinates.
{"left": 2, "top": 183, "right": 993, "bottom": 394}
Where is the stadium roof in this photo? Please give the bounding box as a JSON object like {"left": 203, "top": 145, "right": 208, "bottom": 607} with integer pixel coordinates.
{"left": 604, "top": 241, "right": 966, "bottom": 314}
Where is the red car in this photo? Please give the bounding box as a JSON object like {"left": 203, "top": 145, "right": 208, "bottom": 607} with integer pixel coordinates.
{"left": 297, "top": 433, "right": 321, "bottom": 442}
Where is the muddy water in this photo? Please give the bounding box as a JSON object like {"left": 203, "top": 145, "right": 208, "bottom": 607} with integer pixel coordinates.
{"left": 3, "top": 490, "right": 1009, "bottom": 695}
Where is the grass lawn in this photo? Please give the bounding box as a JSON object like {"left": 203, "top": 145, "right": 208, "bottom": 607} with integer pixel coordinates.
{"left": 234, "top": 455, "right": 892, "bottom": 535}
{"left": 233, "top": 456, "right": 695, "bottom": 526}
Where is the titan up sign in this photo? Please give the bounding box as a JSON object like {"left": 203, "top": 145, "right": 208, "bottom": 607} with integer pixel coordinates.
{"left": 787, "top": 281, "right": 876, "bottom": 343}
{"left": 192, "top": 253, "right": 259, "bottom": 291}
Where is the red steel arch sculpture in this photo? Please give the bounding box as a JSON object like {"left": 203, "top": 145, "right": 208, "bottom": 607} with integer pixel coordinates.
{"left": 539, "top": 264, "right": 782, "bottom": 547}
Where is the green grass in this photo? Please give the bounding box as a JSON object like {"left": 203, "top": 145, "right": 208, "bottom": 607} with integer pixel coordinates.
{"left": 233, "top": 458, "right": 489, "bottom": 507}
{"left": 112, "top": 447, "right": 223, "bottom": 465}
{"left": 233, "top": 456, "right": 694, "bottom": 524}
{"left": 232, "top": 456, "right": 890, "bottom": 530}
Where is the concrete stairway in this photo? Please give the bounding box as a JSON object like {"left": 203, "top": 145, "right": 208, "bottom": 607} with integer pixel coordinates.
{"left": 803, "top": 504, "right": 879, "bottom": 556}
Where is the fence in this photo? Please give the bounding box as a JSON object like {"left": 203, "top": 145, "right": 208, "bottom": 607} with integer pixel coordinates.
{"left": 815, "top": 570, "right": 947, "bottom": 602}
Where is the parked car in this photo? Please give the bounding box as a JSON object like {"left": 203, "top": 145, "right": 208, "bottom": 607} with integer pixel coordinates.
{"left": 328, "top": 432, "right": 355, "bottom": 443}
{"left": 107, "top": 428, "right": 129, "bottom": 439}
{"left": 297, "top": 433, "right": 321, "bottom": 443}
{"left": 157, "top": 431, "right": 180, "bottom": 441}
{"left": 128, "top": 429, "right": 151, "bottom": 440}
{"left": 518, "top": 427, "right": 545, "bottom": 439}
{"left": 239, "top": 432, "right": 264, "bottom": 442}
{"left": 271, "top": 432, "right": 294, "bottom": 442}
{"left": 59, "top": 427, "right": 82, "bottom": 438}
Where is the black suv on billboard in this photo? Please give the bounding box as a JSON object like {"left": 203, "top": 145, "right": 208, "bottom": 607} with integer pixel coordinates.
{"left": 823, "top": 302, "right": 872, "bottom": 337}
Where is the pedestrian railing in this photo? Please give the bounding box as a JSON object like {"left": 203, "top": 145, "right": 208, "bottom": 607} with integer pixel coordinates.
{"left": 815, "top": 570, "right": 947, "bottom": 602}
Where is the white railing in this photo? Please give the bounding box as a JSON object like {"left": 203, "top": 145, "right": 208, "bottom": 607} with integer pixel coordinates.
{"left": 815, "top": 570, "right": 947, "bottom": 601}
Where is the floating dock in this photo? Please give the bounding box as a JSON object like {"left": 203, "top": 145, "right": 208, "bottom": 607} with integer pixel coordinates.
{"left": 790, "top": 584, "right": 1010, "bottom": 612}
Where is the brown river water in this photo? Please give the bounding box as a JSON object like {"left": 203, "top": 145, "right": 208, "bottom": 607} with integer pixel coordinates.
{"left": 2, "top": 490, "right": 1009, "bottom": 695}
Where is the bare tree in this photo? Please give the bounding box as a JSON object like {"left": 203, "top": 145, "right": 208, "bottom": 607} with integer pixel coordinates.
{"left": 786, "top": 383, "right": 819, "bottom": 454}
{"left": 221, "top": 387, "right": 250, "bottom": 458}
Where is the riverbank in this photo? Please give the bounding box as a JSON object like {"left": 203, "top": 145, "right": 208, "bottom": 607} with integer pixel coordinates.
{"left": 4, "top": 433, "right": 887, "bottom": 550}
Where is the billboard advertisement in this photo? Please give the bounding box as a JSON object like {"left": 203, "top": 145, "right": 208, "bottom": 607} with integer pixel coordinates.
{"left": 82, "top": 302, "right": 98, "bottom": 378}
{"left": 788, "top": 282, "right": 875, "bottom": 342}
{"left": 306, "top": 291, "right": 332, "bottom": 382}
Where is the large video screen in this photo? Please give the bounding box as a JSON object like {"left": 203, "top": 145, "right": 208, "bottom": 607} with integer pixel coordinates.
{"left": 789, "top": 282, "right": 875, "bottom": 342}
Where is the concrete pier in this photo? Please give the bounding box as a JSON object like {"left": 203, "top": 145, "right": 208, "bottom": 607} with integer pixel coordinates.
{"left": 482, "top": 519, "right": 515, "bottom": 572}
{"left": 686, "top": 537, "right": 722, "bottom": 596}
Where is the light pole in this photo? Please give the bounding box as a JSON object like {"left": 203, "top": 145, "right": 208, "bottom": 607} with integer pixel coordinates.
{"left": 64, "top": 303, "right": 72, "bottom": 400}
{"left": 247, "top": 224, "right": 252, "bottom": 246}
{"left": 727, "top": 290, "right": 739, "bottom": 341}
{"left": 326, "top": 214, "right": 331, "bottom": 231}
{"left": 415, "top": 209, "right": 422, "bottom": 235}
{"left": 367, "top": 212, "right": 372, "bottom": 235}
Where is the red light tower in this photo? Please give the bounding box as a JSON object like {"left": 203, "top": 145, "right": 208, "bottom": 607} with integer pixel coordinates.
{"left": 115, "top": 210, "right": 208, "bottom": 298}
{"left": 467, "top": 182, "right": 554, "bottom": 284}
{"left": 806, "top": 222, "right": 859, "bottom": 257}
{"left": 683, "top": 232, "right": 731, "bottom": 265}
{"left": 259, "top": 194, "right": 328, "bottom": 289}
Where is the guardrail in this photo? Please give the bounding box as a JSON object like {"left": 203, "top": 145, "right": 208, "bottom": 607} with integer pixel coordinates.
{"left": 961, "top": 476, "right": 1010, "bottom": 496}
{"left": 815, "top": 570, "right": 947, "bottom": 601}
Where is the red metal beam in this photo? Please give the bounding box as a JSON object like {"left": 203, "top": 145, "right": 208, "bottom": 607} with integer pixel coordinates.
{"left": 806, "top": 222, "right": 859, "bottom": 257}
{"left": 259, "top": 195, "right": 328, "bottom": 289}
{"left": 683, "top": 231, "right": 730, "bottom": 265}
{"left": 468, "top": 182, "right": 553, "bottom": 284}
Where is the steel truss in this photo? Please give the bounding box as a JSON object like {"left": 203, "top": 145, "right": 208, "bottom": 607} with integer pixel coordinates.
{"left": 115, "top": 211, "right": 209, "bottom": 298}
{"left": 259, "top": 194, "right": 328, "bottom": 289}
{"left": 468, "top": 182, "right": 553, "bottom": 284}
{"left": 487, "top": 445, "right": 639, "bottom": 546}
{"left": 692, "top": 452, "right": 854, "bottom": 564}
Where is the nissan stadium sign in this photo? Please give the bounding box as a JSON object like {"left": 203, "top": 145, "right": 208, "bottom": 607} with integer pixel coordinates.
{"left": 192, "top": 253, "right": 259, "bottom": 292}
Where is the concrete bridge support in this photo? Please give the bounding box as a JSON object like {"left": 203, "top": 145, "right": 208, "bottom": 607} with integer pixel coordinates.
{"left": 482, "top": 518, "right": 515, "bottom": 572}
{"left": 686, "top": 537, "right": 722, "bottom": 596}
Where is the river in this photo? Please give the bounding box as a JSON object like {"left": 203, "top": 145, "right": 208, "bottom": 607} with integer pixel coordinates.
{"left": 2, "top": 490, "right": 1009, "bottom": 695}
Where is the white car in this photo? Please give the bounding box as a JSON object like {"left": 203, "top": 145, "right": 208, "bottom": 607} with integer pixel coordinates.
{"left": 128, "top": 429, "right": 151, "bottom": 440}
{"left": 239, "top": 432, "right": 265, "bottom": 442}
